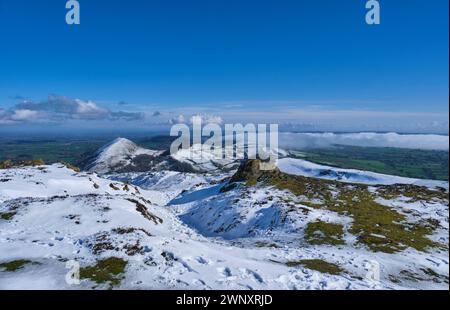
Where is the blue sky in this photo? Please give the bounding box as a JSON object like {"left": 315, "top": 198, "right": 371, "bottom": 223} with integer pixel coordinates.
{"left": 0, "top": 0, "right": 448, "bottom": 133}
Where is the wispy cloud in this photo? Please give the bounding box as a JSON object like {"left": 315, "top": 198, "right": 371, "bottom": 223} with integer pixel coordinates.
{"left": 14, "top": 94, "right": 109, "bottom": 119}
{"left": 9, "top": 109, "right": 40, "bottom": 122}
{"left": 168, "top": 113, "right": 223, "bottom": 125}
{"left": 0, "top": 95, "right": 144, "bottom": 124}
{"left": 110, "top": 111, "right": 145, "bottom": 121}
{"left": 168, "top": 114, "right": 186, "bottom": 125}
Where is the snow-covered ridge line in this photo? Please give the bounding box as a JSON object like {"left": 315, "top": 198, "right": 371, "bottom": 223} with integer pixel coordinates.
{"left": 277, "top": 157, "right": 449, "bottom": 188}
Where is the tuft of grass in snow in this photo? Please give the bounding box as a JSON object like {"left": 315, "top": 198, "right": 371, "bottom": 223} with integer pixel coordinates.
{"left": 245, "top": 179, "right": 257, "bottom": 186}
{"left": 125, "top": 198, "right": 163, "bottom": 224}
{"left": 377, "top": 184, "right": 448, "bottom": 203}
{"left": 420, "top": 268, "right": 450, "bottom": 284}
{"left": 0, "top": 159, "right": 45, "bottom": 169}
{"left": 60, "top": 161, "right": 81, "bottom": 172}
{"left": 305, "top": 221, "right": 345, "bottom": 246}
{"left": 80, "top": 257, "right": 128, "bottom": 288}
{"left": 109, "top": 183, "right": 120, "bottom": 190}
{"left": 112, "top": 227, "right": 152, "bottom": 237}
{"left": 286, "top": 259, "right": 344, "bottom": 275}
{"left": 0, "top": 259, "right": 37, "bottom": 272}
{"left": 392, "top": 268, "right": 450, "bottom": 284}
{"left": 0, "top": 212, "right": 16, "bottom": 220}
{"left": 386, "top": 269, "right": 448, "bottom": 285}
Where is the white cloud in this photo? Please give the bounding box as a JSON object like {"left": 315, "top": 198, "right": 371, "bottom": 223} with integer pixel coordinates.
{"left": 168, "top": 114, "right": 223, "bottom": 125}
{"left": 279, "top": 132, "right": 449, "bottom": 151}
{"left": 204, "top": 115, "right": 223, "bottom": 125}
{"left": 169, "top": 114, "right": 186, "bottom": 124}
{"left": 0, "top": 95, "right": 143, "bottom": 125}
{"left": 10, "top": 109, "right": 39, "bottom": 121}
{"left": 73, "top": 99, "right": 108, "bottom": 118}
{"left": 189, "top": 114, "right": 223, "bottom": 125}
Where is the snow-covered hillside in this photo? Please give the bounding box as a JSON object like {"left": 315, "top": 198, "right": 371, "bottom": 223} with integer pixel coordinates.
{"left": 83, "top": 139, "right": 243, "bottom": 175}
{"left": 1, "top": 139, "right": 448, "bottom": 290}
{"left": 170, "top": 144, "right": 241, "bottom": 173}
{"left": 169, "top": 144, "right": 285, "bottom": 173}
{"left": 0, "top": 163, "right": 401, "bottom": 290}
{"left": 84, "top": 138, "right": 163, "bottom": 174}
{"left": 277, "top": 157, "right": 448, "bottom": 188}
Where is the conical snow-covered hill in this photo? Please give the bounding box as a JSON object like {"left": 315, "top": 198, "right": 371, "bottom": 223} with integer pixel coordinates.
{"left": 83, "top": 138, "right": 163, "bottom": 174}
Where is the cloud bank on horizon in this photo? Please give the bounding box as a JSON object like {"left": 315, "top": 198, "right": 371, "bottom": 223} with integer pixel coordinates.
{"left": 279, "top": 132, "right": 449, "bottom": 151}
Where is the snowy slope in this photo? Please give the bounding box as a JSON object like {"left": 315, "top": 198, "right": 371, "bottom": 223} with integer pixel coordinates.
{"left": 170, "top": 144, "right": 241, "bottom": 173}
{"left": 1, "top": 164, "right": 401, "bottom": 290}
{"left": 277, "top": 157, "right": 448, "bottom": 188}
{"left": 108, "top": 170, "right": 224, "bottom": 203}
{"left": 1, "top": 142, "right": 448, "bottom": 290}
{"left": 167, "top": 175, "right": 449, "bottom": 290}
{"left": 169, "top": 143, "right": 288, "bottom": 174}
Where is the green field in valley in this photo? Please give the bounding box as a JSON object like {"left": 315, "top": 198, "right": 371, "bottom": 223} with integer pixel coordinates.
{"left": 290, "top": 145, "right": 449, "bottom": 181}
